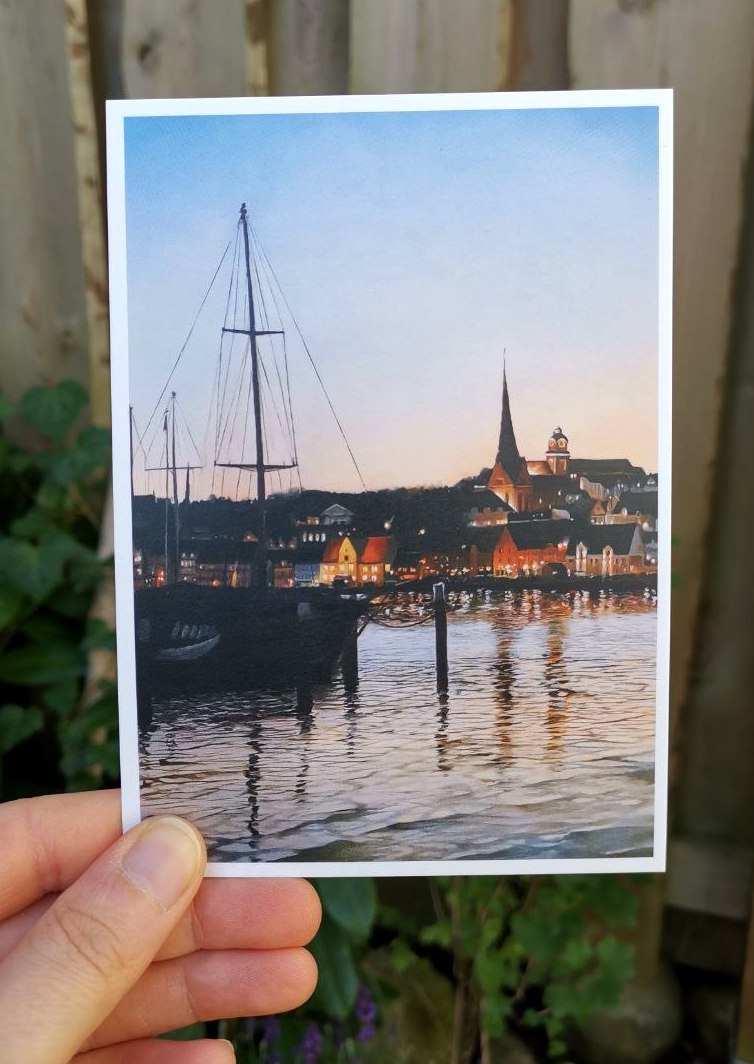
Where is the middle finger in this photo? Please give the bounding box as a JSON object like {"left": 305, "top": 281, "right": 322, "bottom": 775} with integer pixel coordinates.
{"left": 0, "top": 878, "right": 321, "bottom": 965}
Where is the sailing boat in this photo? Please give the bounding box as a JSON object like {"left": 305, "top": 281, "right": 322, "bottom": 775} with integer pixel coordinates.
{"left": 133, "top": 203, "right": 369, "bottom": 690}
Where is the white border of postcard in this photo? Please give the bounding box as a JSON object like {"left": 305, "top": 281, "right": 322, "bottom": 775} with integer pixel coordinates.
{"left": 107, "top": 89, "right": 672, "bottom": 878}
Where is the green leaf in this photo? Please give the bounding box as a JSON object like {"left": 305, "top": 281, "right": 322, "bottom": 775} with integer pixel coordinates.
{"left": 0, "top": 704, "right": 44, "bottom": 754}
{"left": 82, "top": 618, "right": 116, "bottom": 652}
{"left": 47, "top": 426, "right": 110, "bottom": 484}
{"left": 308, "top": 915, "right": 359, "bottom": 1018}
{"left": 0, "top": 395, "right": 14, "bottom": 422}
{"left": 10, "top": 509, "right": 53, "bottom": 539}
{"left": 43, "top": 680, "right": 80, "bottom": 716}
{"left": 20, "top": 381, "right": 87, "bottom": 440}
{"left": 313, "top": 877, "right": 377, "bottom": 940}
{"left": 0, "top": 539, "right": 64, "bottom": 602}
{"left": 0, "top": 641, "right": 85, "bottom": 685}
{"left": 0, "top": 586, "right": 26, "bottom": 630}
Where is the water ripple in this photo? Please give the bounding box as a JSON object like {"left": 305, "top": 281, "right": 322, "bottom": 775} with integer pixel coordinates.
{"left": 140, "top": 590, "right": 657, "bottom": 863}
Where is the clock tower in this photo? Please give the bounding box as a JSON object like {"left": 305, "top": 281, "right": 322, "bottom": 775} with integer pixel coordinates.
{"left": 546, "top": 427, "right": 570, "bottom": 474}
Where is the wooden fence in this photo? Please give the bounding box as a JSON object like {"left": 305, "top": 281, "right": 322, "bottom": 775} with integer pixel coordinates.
{"left": 2, "top": 0, "right": 754, "bottom": 1040}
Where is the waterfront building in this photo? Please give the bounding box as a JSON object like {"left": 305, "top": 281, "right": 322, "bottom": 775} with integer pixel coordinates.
{"left": 320, "top": 534, "right": 361, "bottom": 585}
{"left": 492, "top": 520, "right": 569, "bottom": 576}
{"left": 294, "top": 539, "right": 328, "bottom": 586}
{"left": 357, "top": 536, "right": 398, "bottom": 584}
{"left": 568, "top": 524, "right": 646, "bottom": 575}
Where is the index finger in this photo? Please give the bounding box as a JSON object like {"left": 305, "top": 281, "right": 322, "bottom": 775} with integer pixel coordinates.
{"left": 0, "top": 792, "right": 121, "bottom": 921}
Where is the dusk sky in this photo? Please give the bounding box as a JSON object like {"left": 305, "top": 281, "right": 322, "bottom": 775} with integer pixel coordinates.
{"left": 124, "top": 104, "right": 659, "bottom": 498}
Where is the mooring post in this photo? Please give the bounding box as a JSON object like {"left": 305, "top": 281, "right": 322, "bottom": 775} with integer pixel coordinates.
{"left": 434, "top": 581, "right": 449, "bottom": 692}
{"left": 342, "top": 624, "right": 359, "bottom": 692}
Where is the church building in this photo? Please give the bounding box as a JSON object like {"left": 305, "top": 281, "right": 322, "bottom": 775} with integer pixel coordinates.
{"left": 485, "top": 365, "right": 648, "bottom": 515}
{"left": 485, "top": 368, "right": 532, "bottom": 512}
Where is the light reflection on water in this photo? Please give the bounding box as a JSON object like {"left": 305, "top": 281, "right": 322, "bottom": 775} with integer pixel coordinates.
{"left": 140, "top": 590, "right": 657, "bottom": 862}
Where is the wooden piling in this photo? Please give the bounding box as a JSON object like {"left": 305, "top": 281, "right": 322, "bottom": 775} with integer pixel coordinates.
{"left": 342, "top": 625, "right": 359, "bottom": 692}
{"left": 434, "top": 581, "right": 449, "bottom": 692}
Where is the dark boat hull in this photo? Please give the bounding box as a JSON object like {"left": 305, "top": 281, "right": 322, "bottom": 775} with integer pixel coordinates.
{"left": 134, "top": 583, "right": 369, "bottom": 694}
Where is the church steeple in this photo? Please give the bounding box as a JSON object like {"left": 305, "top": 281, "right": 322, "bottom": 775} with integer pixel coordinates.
{"left": 486, "top": 354, "right": 532, "bottom": 513}
{"left": 496, "top": 361, "right": 522, "bottom": 481}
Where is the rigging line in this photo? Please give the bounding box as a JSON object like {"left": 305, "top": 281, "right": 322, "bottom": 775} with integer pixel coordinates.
{"left": 258, "top": 348, "right": 291, "bottom": 449}
{"left": 215, "top": 321, "right": 248, "bottom": 463}
{"left": 224, "top": 346, "right": 249, "bottom": 466}
{"left": 250, "top": 233, "right": 295, "bottom": 461}
{"left": 217, "top": 335, "right": 250, "bottom": 459}
{"left": 175, "top": 397, "right": 203, "bottom": 463}
{"left": 250, "top": 227, "right": 300, "bottom": 476}
{"left": 215, "top": 236, "right": 243, "bottom": 462}
{"left": 130, "top": 408, "right": 150, "bottom": 468}
{"left": 141, "top": 241, "right": 231, "bottom": 447}
{"left": 235, "top": 349, "right": 255, "bottom": 498}
{"left": 282, "top": 332, "right": 303, "bottom": 492}
{"left": 208, "top": 224, "right": 241, "bottom": 465}
{"left": 255, "top": 235, "right": 367, "bottom": 491}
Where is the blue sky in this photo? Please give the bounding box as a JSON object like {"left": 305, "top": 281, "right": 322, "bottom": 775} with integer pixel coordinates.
{"left": 124, "top": 105, "right": 659, "bottom": 497}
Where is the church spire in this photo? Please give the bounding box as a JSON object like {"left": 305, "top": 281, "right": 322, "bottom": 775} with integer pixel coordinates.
{"left": 496, "top": 356, "right": 522, "bottom": 480}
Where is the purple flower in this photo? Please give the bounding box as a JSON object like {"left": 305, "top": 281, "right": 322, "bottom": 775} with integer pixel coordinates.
{"left": 299, "top": 1021, "right": 323, "bottom": 1064}
{"left": 357, "top": 1022, "right": 377, "bottom": 1043}
{"left": 355, "top": 984, "right": 378, "bottom": 1042}
{"left": 261, "top": 1016, "right": 280, "bottom": 1045}
{"left": 355, "top": 984, "right": 378, "bottom": 1025}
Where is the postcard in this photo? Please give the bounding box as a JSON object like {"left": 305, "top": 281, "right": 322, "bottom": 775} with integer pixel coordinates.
{"left": 107, "top": 90, "right": 672, "bottom": 877}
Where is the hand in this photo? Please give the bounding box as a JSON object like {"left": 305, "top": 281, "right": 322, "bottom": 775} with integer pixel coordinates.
{"left": 0, "top": 791, "right": 320, "bottom": 1064}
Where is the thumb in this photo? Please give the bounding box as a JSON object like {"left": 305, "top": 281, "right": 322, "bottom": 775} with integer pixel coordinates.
{"left": 0, "top": 815, "right": 206, "bottom": 1064}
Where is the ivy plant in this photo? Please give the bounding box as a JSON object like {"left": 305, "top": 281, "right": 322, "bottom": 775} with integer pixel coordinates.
{"left": 0, "top": 381, "right": 116, "bottom": 797}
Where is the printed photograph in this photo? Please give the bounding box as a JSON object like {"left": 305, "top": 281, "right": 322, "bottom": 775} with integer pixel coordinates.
{"left": 110, "top": 95, "right": 670, "bottom": 871}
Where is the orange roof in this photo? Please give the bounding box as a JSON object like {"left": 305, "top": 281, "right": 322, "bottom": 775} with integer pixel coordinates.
{"left": 321, "top": 539, "right": 343, "bottom": 563}
{"left": 360, "top": 536, "right": 395, "bottom": 564}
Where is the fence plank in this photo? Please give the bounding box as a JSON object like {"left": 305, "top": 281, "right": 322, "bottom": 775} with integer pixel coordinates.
{"left": 505, "top": 0, "right": 569, "bottom": 90}
{"left": 570, "top": 0, "right": 754, "bottom": 754}
{"left": 350, "top": 0, "right": 510, "bottom": 94}
{"left": 64, "top": 0, "right": 111, "bottom": 428}
{"left": 245, "top": 0, "right": 270, "bottom": 96}
{"left": 268, "top": 0, "right": 349, "bottom": 95}
{"left": 120, "top": 0, "right": 246, "bottom": 98}
{"left": 0, "top": 0, "right": 89, "bottom": 404}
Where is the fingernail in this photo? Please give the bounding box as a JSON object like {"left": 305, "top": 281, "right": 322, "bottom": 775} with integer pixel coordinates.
{"left": 121, "top": 817, "right": 204, "bottom": 909}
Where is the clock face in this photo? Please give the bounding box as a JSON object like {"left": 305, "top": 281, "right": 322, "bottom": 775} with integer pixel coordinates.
{"left": 558, "top": 438, "right": 567, "bottom": 449}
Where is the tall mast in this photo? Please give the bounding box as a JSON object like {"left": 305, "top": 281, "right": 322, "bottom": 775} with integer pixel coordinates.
{"left": 216, "top": 203, "right": 297, "bottom": 589}
{"left": 170, "top": 392, "right": 180, "bottom": 584}
{"left": 163, "top": 409, "right": 169, "bottom": 586}
{"left": 240, "top": 203, "right": 267, "bottom": 585}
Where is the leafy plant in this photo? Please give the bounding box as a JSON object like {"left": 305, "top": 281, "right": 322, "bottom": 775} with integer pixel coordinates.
{"left": 380, "top": 874, "right": 637, "bottom": 1062}
{"left": 0, "top": 382, "right": 115, "bottom": 797}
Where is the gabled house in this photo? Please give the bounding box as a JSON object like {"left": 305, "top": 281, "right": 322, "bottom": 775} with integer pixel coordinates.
{"left": 357, "top": 536, "right": 397, "bottom": 584}
{"left": 568, "top": 524, "right": 646, "bottom": 576}
{"left": 492, "top": 520, "right": 569, "bottom": 576}
{"left": 320, "top": 503, "right": 354, "bottom": 526}
{"left": 320, "top": 534, "right": 362, "bottom": 585}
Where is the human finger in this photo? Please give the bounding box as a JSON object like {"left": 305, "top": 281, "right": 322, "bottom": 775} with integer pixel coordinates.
{"left": 0, "top": 791, "right": 121, "bottom": 920}
{"left": 73, "top": 1038, "right": 235, "bottom": 1064}
{"left": 0, "top": 815, "right": 205, "bottom": 1064}
{"left": 155, "top": 876, "right": 321, "bottom": 959}
{"left": 84, "top": 947, "right": 317, "bottom": 1050}
{"left": 0, "top": 878, "right": 321, "bottom": 966}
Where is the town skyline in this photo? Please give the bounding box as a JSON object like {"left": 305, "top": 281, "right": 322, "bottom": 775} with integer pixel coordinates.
{"left": 125, "top": 105, "right": 660, "bottom": 499}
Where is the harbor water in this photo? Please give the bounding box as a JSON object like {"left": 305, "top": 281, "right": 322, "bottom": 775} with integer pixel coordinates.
{"left": 139, "top": 590, "right": 658, "bottom": 863}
